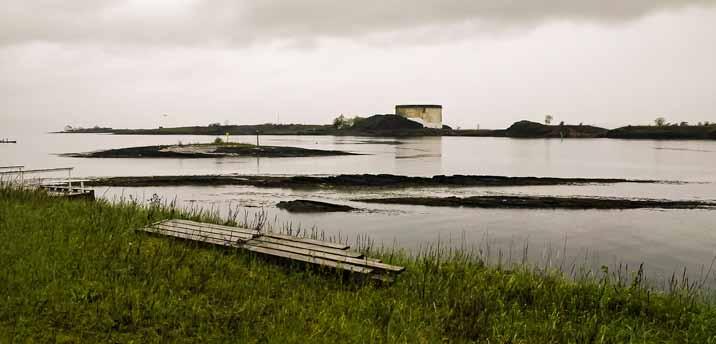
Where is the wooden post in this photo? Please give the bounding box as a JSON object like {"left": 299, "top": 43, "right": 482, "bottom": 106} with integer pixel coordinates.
{"left": 256, "top": 129, "right": 260, "bottom": 147}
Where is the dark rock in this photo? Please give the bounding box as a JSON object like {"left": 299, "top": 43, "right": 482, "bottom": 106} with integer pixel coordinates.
{"left": 505, "top": 121, "right": 608, "bottom": 138}
{"left": 349, "top": 115, "right": 424, "bottom": 131}
{"left": 276, "top": 200, "right": 356, "bottom": 213}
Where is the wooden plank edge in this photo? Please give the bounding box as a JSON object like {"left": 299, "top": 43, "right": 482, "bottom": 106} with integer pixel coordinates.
{"left": 170, "top": 219, "right": 259, "bottom": 236}
{"left": 154, "top": 221, "right": 258, "bottom": 237}
{"left": 251, "top": 236, "right": 364, "bottom": 258}
{"left": 247, "top": 241, "right": 405, "bottom": 273}
{"left": 263, "top": 232, "right": 349, "bottom": 250}
{"left": 151, "top": 224, "right": 254, "bottom": 243}
{"left": 243, "top": 244, "right": 373, "bottom": 274}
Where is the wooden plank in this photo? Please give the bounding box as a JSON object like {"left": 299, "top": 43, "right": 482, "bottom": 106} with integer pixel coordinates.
{"left": 264, "top": 232, "right": 349, "bottom": 250}
{"left": 141, "top": 226, "right": 373, "bottom": 274}
{"left": 246, "top": 241, "right": 405, "bottom": 273}
{"left": 137, "top": 219, "right": 404, "bottom": 276}
{"left": 170, "top": 219, "right": 259, "bottom": 236}
{"left": 150, "top": 225, "right": 254, "bottom": 243}
{"left": 168, "top": 219, "right": 259, "bottom": 236}
{"left": 143, "top": 227, "right": 240, "bottom": 247}
{"left": 160, "top": 220, "right": 258, "bottom": 238}
{"left": 155, "top": 222, "right": 256, "bottom": 240}
{"left": 243, "top": 244, "right": 374, "bottom": 274}
{"left": 150, "top": 223, "right": 254, "bottom": 242}
{"left": 252, "top": 236, "right": 364, "bottom": 258}
{"left": 143, "top": 223, "right": 248, "bottom": 241}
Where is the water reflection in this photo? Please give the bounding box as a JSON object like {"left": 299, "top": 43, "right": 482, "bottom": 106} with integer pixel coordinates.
{"left": 394, "top": 137, "right": 443, "bottom": 176}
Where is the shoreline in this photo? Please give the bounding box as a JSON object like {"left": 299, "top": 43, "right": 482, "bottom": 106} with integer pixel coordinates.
{"left": 354, "top": 195, "right": 716, "bottom": 210}
{"left": 85, "top": 173, "right": 666, "bottom": 188}
{"left": 57, "top": 118, "right": 716, "bottom": 140}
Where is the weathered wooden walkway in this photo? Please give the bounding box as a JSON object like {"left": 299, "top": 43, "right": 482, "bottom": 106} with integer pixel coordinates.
{"left": 140, "top": 219, "right": 405, "bottom": 279}
{"left": 0, "top": 166, "right": 95, "bottom": 200}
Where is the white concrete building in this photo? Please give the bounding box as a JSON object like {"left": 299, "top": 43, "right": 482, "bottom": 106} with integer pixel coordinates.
{"left": 395, "top": 105, "right": 443, "bottom": 129}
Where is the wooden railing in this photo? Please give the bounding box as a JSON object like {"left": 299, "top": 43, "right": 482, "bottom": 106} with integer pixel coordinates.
{"left": 0, "top": 166, "right": 93, "bottom": 198}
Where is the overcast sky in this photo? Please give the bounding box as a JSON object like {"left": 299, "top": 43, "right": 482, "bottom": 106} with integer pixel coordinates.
{"left": 2, "top": 1, "right": 715, "bottom": 132}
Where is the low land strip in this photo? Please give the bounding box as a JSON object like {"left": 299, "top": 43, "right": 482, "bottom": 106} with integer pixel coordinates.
{"left": 86, "top": 174, "right": 663, "bottom": 189}
{"left": 355, "top": 195, "right": 716, "bottom": 210}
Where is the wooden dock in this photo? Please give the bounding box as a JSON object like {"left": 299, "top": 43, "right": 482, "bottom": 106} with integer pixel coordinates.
{"left": 140, "top": 219, "right": 405, "bottom": 279}
{"left": 42, "top": 185, "right": 95, "bottom": 200}
{"left": 0, "top": 166, "right": 94, "bottom": 200}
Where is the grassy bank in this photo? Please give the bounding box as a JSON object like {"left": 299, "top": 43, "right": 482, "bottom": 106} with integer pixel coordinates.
{"left": 1, "top": 188, "right": 715, "bottom": 343}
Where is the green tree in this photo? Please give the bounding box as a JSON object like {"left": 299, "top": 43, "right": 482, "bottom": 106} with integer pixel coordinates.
{"left": 654, "top": 117, "right": 666, "bottom": 127}
{"left": 333, "top": 115, "right": 347, "bottom": 128}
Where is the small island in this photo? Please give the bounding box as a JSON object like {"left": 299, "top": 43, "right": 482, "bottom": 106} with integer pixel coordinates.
{"left": 63, "top": 141, "right": 357, "bottom": 159}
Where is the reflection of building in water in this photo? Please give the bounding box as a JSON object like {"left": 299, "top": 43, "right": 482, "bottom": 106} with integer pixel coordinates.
{"left": 394, "top": 137, "right": 443, "bottom": 176}
{"left": 395, "top": 105, "right": 443, "bottom": 129}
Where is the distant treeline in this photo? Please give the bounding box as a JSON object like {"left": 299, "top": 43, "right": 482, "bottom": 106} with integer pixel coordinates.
{"left": 60, "top": 115, "right": 716, "bottom": 140}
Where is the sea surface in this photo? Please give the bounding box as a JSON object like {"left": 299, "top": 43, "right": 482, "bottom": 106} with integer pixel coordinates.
{"left": 2, "top": 132, "right": 716, "bottom": 286}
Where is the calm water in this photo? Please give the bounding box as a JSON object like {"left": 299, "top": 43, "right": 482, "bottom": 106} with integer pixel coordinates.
{"left": 2, "top": 132, "right": 716, "bottom": 286}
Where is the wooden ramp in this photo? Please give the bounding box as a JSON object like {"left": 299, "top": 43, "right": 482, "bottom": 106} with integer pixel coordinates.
{"left": 140, "top": 219, "right": 405, "bottom": 280}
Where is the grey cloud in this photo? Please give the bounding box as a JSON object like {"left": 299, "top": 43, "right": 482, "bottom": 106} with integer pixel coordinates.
{"left": 1, "top": 0, "right": 713, "bottom": 47}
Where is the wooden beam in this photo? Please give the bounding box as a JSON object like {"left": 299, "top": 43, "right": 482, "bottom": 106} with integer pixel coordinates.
{"left": 243, "top": 244, "right": 374, "bottom": 274}
{"left": 246, "top": 241, "right": 405, "bottom": 273}
{"left": 252, "top": 236, "right": 363, "bottom": 258}
{"left": 144, "top": 227, "right": 243, "bottom": 247}
{"left": 148, "top": 224, "right": 254, "bottom": 242}
{"left": 169, "top": 219, "right": 259, "bottom": 236}
{"left": 264, "top": 232, "right": 349, "bottom": 250}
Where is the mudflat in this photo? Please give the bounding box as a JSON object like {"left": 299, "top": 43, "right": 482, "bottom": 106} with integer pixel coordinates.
{"left": 354, "top": 195, "right": 716, "bottom": 210}
{"left": 86, "top": 173, "right": 664, "bottom": 188}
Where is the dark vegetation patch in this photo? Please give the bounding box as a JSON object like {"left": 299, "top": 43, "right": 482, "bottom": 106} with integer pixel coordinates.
{"left": 355, "top": 195, "right": 716, "bottom": 210}
{"left": 607, "top": 125, "right": 716, "bottom": 140}
{"left": 504, "top": 120, "right": 608, "bottom": 138}
{"left": 62, "top": 144, "right": 357, "bottom": 158}
{"left": 276, "top": 199, "right": 357, "bottom": 213}
{"left": 86, "top": 174, "right": 662, "bottom": 188}
{"left": 348, "top": 114, "right": 423, "bottom": 131}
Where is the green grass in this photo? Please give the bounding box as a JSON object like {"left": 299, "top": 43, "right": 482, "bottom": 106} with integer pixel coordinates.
{"left": 1, "top": 187, "right": 715, "bottom": 343}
